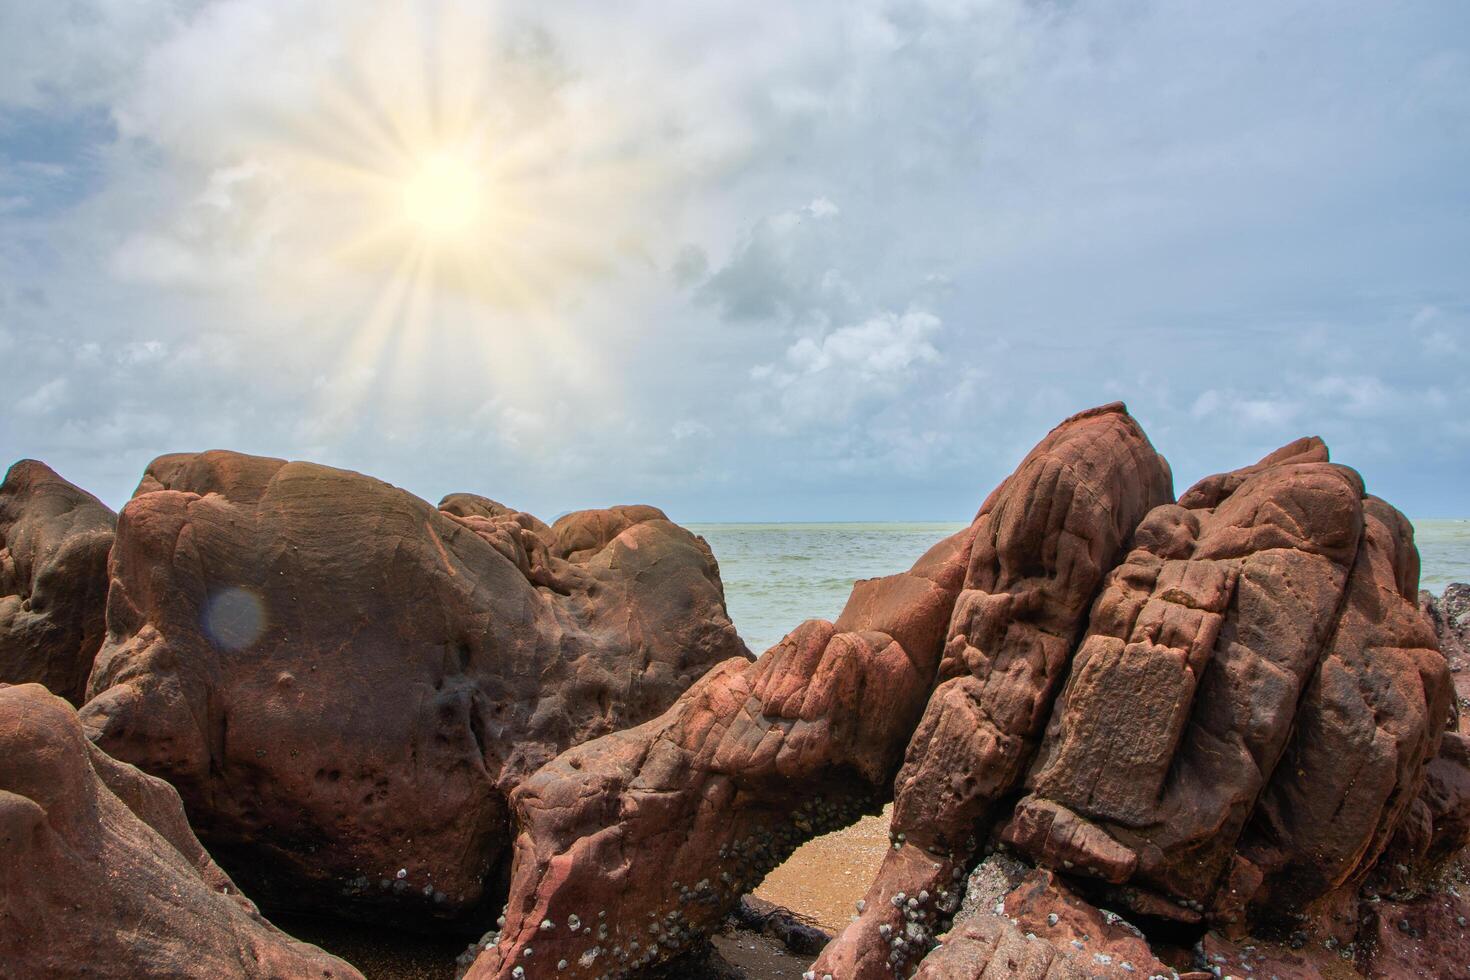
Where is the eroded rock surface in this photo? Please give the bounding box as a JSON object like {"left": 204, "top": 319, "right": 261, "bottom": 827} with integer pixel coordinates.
{"left": 0, "top": 460, "right": 116, "bottom": 704}
{"left": 980, "top": 441, "right": 1451, "bottom": 935}
{"left": 913, "top": 861, "right": 1185, "bottom": 980}
{"left": 0, "top": 682, "right": 360, "bottom": 979}
{"left": 81, "top": 450, "right": 748, "bottom": 926}
{"left": 813, "top": 404, "right": 1173, "bottom": 978}
{"left": 467, "top": 403, "right": 1173, "bottom": 979}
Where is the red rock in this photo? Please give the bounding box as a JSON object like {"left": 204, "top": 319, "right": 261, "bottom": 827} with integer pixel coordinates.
{"left": 1359, "top": 889, "right": 1470, "bottom": 979}
{"left": 914, "top": 867, "right": 1175, "bottom": 979}
{"left": 463, "top": 404, "right": 1172, "bottom": 980}
{"left": 1196, "top": 932, "right": 1338, "bottom": 980}
{"left": 814, "top": 404, "right": 1173, "bottom": 978}
{"left": 991, "top": 440, "right": 1450, "bottom": 929}
{"left": 1244, "top": 497, "right": 1452, "bottom": 911}
{"left": 464, "top": 522, "right": 976, "bottom": 978}
{"left": 0, "top": 682, "right": 360, "bottom": 979}
{"left": 0, "top": 460, "right": 116, "bottom": 704}
{"left": 81, "top": 450, "right": 748, "bottom": 926}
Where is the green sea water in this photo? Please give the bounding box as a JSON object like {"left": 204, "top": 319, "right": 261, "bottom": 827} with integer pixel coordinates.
{"left": 690, "top": 520, "right": 1470, "bottom": 656}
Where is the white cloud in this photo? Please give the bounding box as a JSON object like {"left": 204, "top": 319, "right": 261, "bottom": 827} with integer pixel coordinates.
{"left": 16, "top": 378, "right": 68, "bottom": 416}
{"left": 1, "top": 1, "right": 1468, "bottom": 519}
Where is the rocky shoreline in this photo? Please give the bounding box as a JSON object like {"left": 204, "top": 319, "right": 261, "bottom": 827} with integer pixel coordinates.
{"left": 4, "top": 402, "right": 1469, "bottom": 979}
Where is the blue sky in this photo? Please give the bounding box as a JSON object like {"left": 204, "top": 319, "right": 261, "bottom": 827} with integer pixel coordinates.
{"left": 2, "top": 1, "right": 1468, "bottom": 521}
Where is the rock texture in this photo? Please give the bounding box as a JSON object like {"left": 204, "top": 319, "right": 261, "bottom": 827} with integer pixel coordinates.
{"left": 81, "top": 450, "right": 749, "bottom": 926}
{"left": 913, "top": 861, "right": 1186, "bottom": 980}
{"left": 0, "top": 459, "right": 116, "bottom": 704}
{"left": 984, "top": 440, "right": 1452, "bottom": 932}
{"left": 465, "top": 403, "right": 1173, "bottom": 979}
{"left": 1424, "top": 583, "right": 1470, "bottom": 730}
{"left": 812, "top": 405, "right": 1173, "bottom": 978}
{"left": 0, "top": 682, "right": 361, "bottom": 979}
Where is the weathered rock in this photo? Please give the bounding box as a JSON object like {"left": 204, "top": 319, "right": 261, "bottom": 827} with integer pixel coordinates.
{"left": 1423, "top": 583, "right": 1470, "bottom": 732}
{"left": 989, "top": 439, "right": 1452, "bottom": 930}
{"left": 1358, "top": 889, "right": 1470, "bottom": 979}
{"left": 1194, "top": 932, "right": 1338, "bottom": 980}
{"left": 0, "top": 460, "right": 116, "bottom": 704}
{"left": 914, "top": 866, "right": 1180, "bottom": 980}
{"left": 81, "top": 450, "right": 748, "bottom": 926}
{"left": 0, "top": 682, "right": 361, "bottom": 979}
{"left": 464, "top": 403, "right": 1172, "bottom": 979}
{"left": 1242, "top": 497, "right": 1452, "bottom": 912}
{"left": 814, "top": 404, "right": 1173, "bottom": 978}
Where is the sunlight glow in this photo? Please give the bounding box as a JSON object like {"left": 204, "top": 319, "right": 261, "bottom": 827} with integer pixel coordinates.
{"left": 401, "top": 153, "right": 484, "bottom": 240}
{"left": 203, "top": 0, "right": 670, "bottom": 439}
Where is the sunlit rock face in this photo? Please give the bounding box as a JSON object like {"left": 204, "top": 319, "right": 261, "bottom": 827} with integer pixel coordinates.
{"left": 80, "top": 450, "right": 749, "bottom": 927}
{"left": 821, "top": 437, "right": 1464, "bottom": 980}
{"left": 462, "top": 407, "right": 1468, "bottom": 980}
{"left": 0, "top": 682, "right": 361, "bottom": 980}
{"left": 0, "top": 460, "right": 116, "bottom": 705}
{"left": 465, "top": 403, "right": 1174, "bottom": 979}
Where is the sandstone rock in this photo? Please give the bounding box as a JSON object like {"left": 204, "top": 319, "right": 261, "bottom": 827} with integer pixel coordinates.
{"left": 0, "top": 682, "right": 361, "bottom": 979}
{"left": 464, "top": 403, "right": 1172, "bottom": 979}
{"left": 81, "top": 450, "right": 748, "bottom": 926}
{"left": 914, "top": 867, "right": 1179, "bottom": 980}
{"left": 1194, "top": 932, "right": 1338, "bottom": 980}
{"left": 989, "top": 439, "right": 1452, "bottom": 928}
{"left": 1358, "top": 889, "right": 1470, "bottom": 979}
{"left": 814, "top": 403, "right": 1173, "bottom": 978}
{"left": 0, "top": 460, "right": 116, "bottom": 704}
{"left": 1243, "top": 497, "right": 1452, "bottom": 912}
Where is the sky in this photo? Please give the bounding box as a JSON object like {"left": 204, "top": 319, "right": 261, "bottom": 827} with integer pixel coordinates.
{"left": 1, "top": 0, "right": 1468, "bottom": 522}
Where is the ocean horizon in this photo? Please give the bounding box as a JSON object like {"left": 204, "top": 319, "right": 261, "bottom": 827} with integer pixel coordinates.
{"left": 693, "top": 519, "right": 1470, "bottom": 656}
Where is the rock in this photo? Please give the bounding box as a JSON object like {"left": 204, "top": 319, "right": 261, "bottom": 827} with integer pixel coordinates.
{"left": 1423, "top": 583, "right": 1470, "bottom": 732}
{"left": 1194, "top": 932, "right": 1336, "bottom": 980}
{"left": 0, "top": 460, "right": 116, "bottom": 704}
{"left": 81, "top": 450, "right": 748, "bottom": 926}
{"left": 462, "top": 403, "right": 1173, "bottom": 979}
{"left": 1243, "top": 497, "right": 1452, "bottom": 912}
{"left": 813, "top": 403, "right": 1173, "bottom": 978}
{"left": 1358, "top": 888, "right": 1470, "bottom": 979}
{"left": 914, "top": 868, "right": 1178, "bottom": 979}
{"left": 991, "top": 439, "right": 1451, "bottom": 926}
{"left": 0, "top": 682, "right": 361, "bottom": 979}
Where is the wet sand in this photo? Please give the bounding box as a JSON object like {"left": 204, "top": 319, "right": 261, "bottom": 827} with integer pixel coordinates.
{"left": 751, "top": 804, "right": 893, "bottom": 934}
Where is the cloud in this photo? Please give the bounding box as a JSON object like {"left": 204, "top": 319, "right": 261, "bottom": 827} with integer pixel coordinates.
{"left": 748, "top": 310, "right": 946, "bottom": 433}
{"left": 15, "top": 378, "right": 69, "bottom": 416}
{"left": 0, "top": 1, "right": 1468, "bottom": 521}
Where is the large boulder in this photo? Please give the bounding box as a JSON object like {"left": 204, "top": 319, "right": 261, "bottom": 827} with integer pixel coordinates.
{"left": 0, "top": 682, "right": 361, "bottom": 979}
{"left": 464, "top": 403, "right": 1173, "bottom": 979}
{"left": 0, "top": 459, "right": 116, "bottom": 704}
{"left": 81, "top": 450, "right": 749, "bottom": 927}
{"left": 997, "top": 440, "right": 1452, "bottom": 927}
{"left": 812, "top": 403, "right": 1173, "bottom": 978}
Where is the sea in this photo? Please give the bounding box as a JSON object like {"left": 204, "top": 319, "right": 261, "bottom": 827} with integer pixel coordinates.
{"left": 690, "top": 519, "right": 1470, "bottom": 656}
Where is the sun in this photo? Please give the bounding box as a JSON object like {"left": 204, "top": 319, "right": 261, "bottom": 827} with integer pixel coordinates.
{"left": 401, "top": 153, "right": 484, "bottom": 240}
